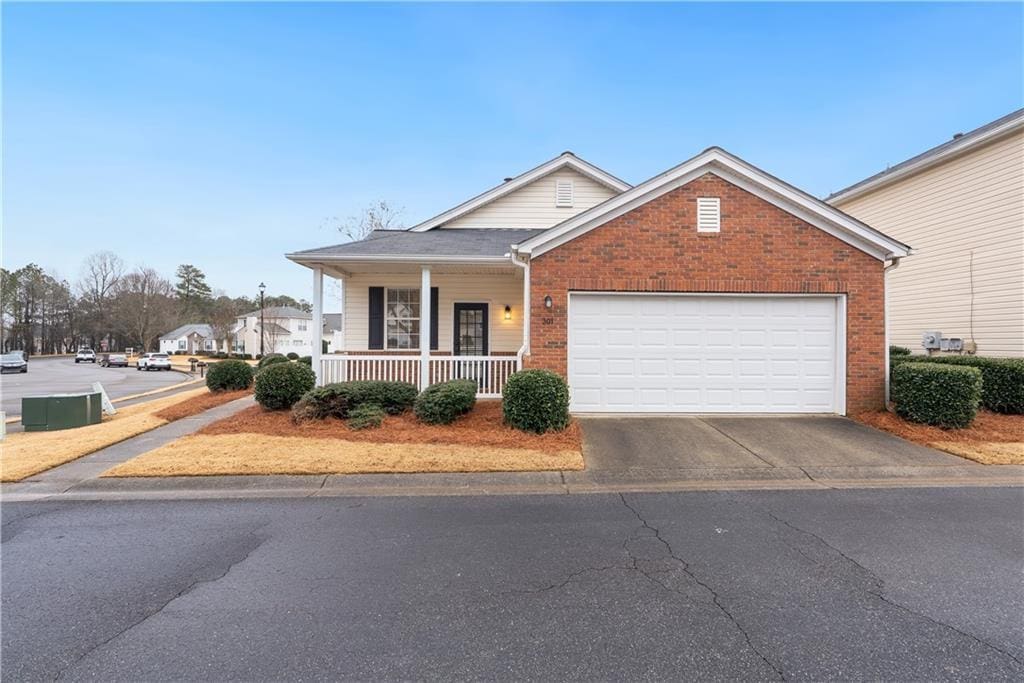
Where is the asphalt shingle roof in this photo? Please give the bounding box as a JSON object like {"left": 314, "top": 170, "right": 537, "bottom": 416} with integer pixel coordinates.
{"left": 159, "top": 324, "right": 214, "bottom": 341}
{"left": 288, "top": 229, "right": 544, "bottom": 259}
{"left": 238, "top": 306, "right": 312, "bottom": 320}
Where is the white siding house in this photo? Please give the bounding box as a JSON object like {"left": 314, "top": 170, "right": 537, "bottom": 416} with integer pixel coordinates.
{"left": 829, "top": 109, "right": 1024, "bottom": 357}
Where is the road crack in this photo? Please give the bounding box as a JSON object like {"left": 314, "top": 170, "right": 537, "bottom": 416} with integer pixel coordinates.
{"left": 761, "top": 507, "right": 1023, "bottom": 669}
{"left": 53, "top": 525, "right": 271, "bottom": 680}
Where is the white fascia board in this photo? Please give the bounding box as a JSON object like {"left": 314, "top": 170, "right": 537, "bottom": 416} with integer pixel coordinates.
{"left": 828, "top": 111, "right": 1024, "bottom": 205}
{"left": 407, "top": 154, "right": 631, "bottom": 233}
{"left": 286, "top": 253, "right": 512, "bottom": 266}
{"left": 516, "top": 149, "right": 911, "bottom": 261}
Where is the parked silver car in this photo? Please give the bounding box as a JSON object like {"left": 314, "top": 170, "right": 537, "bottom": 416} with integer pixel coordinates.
{"left": 99, "top": 353, "right": 129, "bottom": 368}
{"left": 0, "top": 352, "right": 28, "bottom": 373}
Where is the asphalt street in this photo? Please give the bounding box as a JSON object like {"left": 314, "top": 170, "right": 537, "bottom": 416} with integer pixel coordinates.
{"left": 3, "top": 487, "right": 1022, "bottom": 681}
{"left": 0, "top": 356, "right": 187, "bottom": 416}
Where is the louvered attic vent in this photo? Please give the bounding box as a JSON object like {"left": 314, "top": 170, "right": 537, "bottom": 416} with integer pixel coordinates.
{"left": 555, "top": 180, "right": 574, "bottom": 208}
{"left": 697, "top": 197, "right": 721, "bottom": 232}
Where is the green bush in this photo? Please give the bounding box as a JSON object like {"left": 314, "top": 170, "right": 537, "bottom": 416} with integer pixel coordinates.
{"left": 254, "top": 361, "right": 316, "bottom": 410}
{"left": 502, "top": 369, "right": 570, "bottom": 433}
{"left": 298, "top": 356, "right": 312, "bottom": 366}
{"left": 334, "top": 380, "right": 418, "bottom": 415}
{"left": 889, "top": 345, "right": 911, "bottom": 356}
{"left": 233, "top": 353, "right": 253, "bottom": 361}
{"left": 291, "top": 385, "right": 350, "bottom": 423}
{"left": 286, "top": 352, "right": 299, "bottom": 360}
{"left": 892, "top": 362, "right": 981, "bottom": 428}
{"left": 257, "top": 353, "right": 287, "bottom": 369}
{"left": 348, "top": 403, "right": 385, "bottom": 430}
{"left": 414, "top": 379, "right": 477, "bottom": 425}
{"left": 205, "top": 359, "right": 255, "bottom": 392}
{"left": 890, "top": 355, "right": 1023, "bottom": 414}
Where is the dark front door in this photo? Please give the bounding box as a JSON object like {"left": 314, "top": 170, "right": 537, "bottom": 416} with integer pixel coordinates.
{"left": 453, "top": 303, "right": 488, "bottom": 356}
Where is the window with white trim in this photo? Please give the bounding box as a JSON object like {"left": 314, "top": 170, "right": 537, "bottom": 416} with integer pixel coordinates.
{"left": 204, "top": 340, "right": 214, "bottom": 351}
{"left": 298, "top": 321, "right": 307, "bottom": 331}
{"left": 177, "top": 340, "right": 186, "bottom": 350}
{"left": 697, "top": 197, "right": 721, "bottom": 232}
{"left": 555, "top": 179, "right": 574, "bottom": 208}
{"left": 386, "top": 288, "right": 421, "bottom": 349}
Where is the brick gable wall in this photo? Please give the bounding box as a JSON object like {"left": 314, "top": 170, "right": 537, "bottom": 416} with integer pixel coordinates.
{"left": 527, "top": 173, "right": 886, "bottom": 413}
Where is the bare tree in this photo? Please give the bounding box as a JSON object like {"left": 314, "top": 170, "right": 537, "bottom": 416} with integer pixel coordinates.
{"left": 333, "top": 200, "right": 404, "bottom": 242}
{"left": 77, "top": 251, "right": 125, "bottom": 349}
{"left": 112, "top": 267, "right": 176, "bottom": 351}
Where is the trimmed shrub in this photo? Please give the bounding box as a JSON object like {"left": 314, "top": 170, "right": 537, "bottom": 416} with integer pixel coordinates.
{"left": 889, "top": 345, "right": 911, "bottom": 357}
{"left": 205, "top": 359, "right": 255, "bottom": 392}
{"left": 892, "top": 362, "right": 981, "bottom": 428}
{"left": 298, "top": 356, "right": 312, "bottom": 366}
{"left": 890, "top": 355, "right": 1024, "bottom": 414}
{"left": 502, "top": 369, "right": 570, "bottom": 434}
{"left": 258, "top": 353, "right": 288, "bottom": 370}
{"left": 348, "top": 403, "right": 385, "bottom": 430}
{"left": 254, "top": 361, "right": 316, "bottom": 410}
{"left": 286, "top": 352, "right": 299, "bottom": 360}
{"left": 291, "top": 385, "right": 350, "bottom": 423}
{"left": 414, "top": 379, "right": 477, "bottom": 425}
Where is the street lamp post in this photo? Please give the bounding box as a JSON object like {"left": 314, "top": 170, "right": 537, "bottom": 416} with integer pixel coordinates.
{"left": 258, "top": 282, "right": 266, "bottom": 357}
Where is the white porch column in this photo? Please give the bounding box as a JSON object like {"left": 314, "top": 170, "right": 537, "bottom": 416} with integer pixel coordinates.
{"left": 312, "top": 266, "right": 323, "bottom": 386}
{"left": 420, "top": 266, "right": 431, "bottom": 390}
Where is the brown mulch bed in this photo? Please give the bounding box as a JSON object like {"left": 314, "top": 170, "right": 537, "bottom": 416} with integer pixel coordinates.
{"left": 199, "top": 399, "right": 581, "bottom": 454}
{"left": 154, "top": 389, "right": 252, "bottom": 422}
{"left": 852, "top": 409, "right": 1024, "bottom": 444}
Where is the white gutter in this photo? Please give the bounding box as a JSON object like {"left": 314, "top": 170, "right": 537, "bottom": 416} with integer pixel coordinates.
{"left": 510, "top": 249, "right": 530, "bottom": 361}
{"left": 883, "top": 256, "right": 903, "bottom": 409}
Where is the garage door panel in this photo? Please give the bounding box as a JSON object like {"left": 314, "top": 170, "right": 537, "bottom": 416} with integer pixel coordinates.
{"left": 568, "top": 294, "right": 840, "bottom": 413}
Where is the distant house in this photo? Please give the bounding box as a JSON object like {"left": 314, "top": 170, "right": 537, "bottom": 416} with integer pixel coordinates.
{"left": 323, "top": 313, "right": 343, "bottom": 354}
{"left": 232, "top": 306, "right": 341, "bottom": 357}
{"left": 828, "top": 109, "right": 1023, "bottom": 357}
{"left": 158, "top": 324, "right": 228, "bottom": 355}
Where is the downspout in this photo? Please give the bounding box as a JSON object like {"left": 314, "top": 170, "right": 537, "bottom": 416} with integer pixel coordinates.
{"left": 883, "top": 256, "right": 902, "bottom": 410}
{"left": 510, "top": 248, "right": 530, "bottom": 368}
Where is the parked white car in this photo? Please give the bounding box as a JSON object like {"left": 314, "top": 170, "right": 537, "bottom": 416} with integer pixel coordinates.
{"left": 75, "top": 348, "right": 96, "bottom": 363}
{"left": 136, "top": 353, "right": 172, "bottom": 371}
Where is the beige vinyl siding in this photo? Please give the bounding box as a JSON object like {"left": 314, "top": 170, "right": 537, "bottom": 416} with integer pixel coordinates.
{"left": 834, "top": 129, "right": 1024, "bottom": 357}
{"left": 444, "top": 168, "right": 618, "bottom": 229}
{"left": 342, "top": 272, "right": 524, "bottom": 353}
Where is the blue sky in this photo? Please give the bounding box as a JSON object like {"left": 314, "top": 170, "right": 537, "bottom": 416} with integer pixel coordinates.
{"left": 4, "top": 2, "right": 1022, "bottom": 304}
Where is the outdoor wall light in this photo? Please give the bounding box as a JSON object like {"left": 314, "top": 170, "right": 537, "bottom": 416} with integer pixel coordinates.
{"left": 544, "top": 295, "right": 553, "bottom": 309}
{"left": 504, "top": 305, "right": 512, "bottom": 320}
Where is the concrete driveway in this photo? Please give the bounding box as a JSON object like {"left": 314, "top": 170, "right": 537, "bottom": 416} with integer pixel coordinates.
{"left": 575, "top": 415, "right": 973, "bottom": 488}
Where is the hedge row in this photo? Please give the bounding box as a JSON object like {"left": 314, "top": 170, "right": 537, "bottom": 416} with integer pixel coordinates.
{"left": 892, "top": 363, "right": 981, "bottom": 428}
{"left": 891, "top": 354, "right": 1023, "bottom": 414}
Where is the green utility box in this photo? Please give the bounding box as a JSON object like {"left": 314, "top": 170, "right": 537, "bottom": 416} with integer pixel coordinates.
{"left": 21, "top": 392, "right": 103, "bottom": 432}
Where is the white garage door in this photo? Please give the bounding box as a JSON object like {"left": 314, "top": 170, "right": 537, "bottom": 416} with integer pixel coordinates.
{"left": 568, "top": 294, "right": 842, "bottom": 414}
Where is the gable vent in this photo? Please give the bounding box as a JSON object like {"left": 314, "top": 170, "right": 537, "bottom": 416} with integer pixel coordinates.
{"left": 696, "top": 197, "right": 721, "bottom": 232}
{"left": 555, "top": 179, "right": 574, "bottom": 208}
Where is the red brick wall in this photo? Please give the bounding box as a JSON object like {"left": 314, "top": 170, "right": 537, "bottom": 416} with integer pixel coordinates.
{"left": 527, "top": 173, "right": 886, "bottom": 413}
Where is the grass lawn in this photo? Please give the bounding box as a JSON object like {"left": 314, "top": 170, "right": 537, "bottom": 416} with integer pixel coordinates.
{"left": 0, "top": 388, "right": 250, "bottom": 482}
{"left": 853, "top": 409, "right": 1024, "bottom": 465}
{"left": 102, "top": 401, "right": 584, "bottom": 477}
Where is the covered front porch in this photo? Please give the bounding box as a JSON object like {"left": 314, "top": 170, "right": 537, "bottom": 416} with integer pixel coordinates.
{"left": 294, "top": 255, "right": 530, "bottom": 398}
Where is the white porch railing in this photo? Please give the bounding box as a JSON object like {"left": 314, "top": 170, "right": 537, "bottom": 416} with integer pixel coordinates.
{"left": 320, "top": 355, "right": 521, "bottom": 398}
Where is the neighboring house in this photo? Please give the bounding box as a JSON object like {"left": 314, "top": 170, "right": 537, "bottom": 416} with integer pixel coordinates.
{"left": 232, "top": 305, "right": 335, "bottom": 357}
{"left": 288, "top": 149, "right": 910, "bottom": 413}
{"left": 829, "top": 109, "right": 1023, "bottom": 358}
{"left": 158, "top": 324, "right": 228, "bottom": 355}
{"left": 323, "top": 313, "right": 343, "bottom": 353}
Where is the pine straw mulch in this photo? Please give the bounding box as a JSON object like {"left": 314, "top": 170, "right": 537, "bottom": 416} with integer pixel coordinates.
{"left": 852, "top": 409, "right": 1024, "bottom": 465}
{"left": 198, "top": 399, "right": 581, "bottom": 455}
{"left": 154, "top": 389, "right": 252, "bottom": 422}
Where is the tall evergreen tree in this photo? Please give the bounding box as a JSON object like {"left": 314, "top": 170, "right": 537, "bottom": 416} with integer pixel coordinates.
{"left": 174, "top": 264, "right": 213, "bottom": 319}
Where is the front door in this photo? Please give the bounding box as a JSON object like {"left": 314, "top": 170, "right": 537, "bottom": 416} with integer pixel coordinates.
{"left": 453, "top": 303, "right": 488, "bottom": 356}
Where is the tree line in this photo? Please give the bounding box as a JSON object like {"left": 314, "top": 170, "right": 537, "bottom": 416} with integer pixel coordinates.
{"left": 1, "top": 252, "right": 310, "bottom": 355}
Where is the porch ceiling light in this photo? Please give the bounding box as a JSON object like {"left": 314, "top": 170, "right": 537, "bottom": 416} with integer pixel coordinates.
{"left": 504, "top": 305, "right": 512, "bottom": 320}
{"left": 544, "top": 295, "right": 553, "bottom": 309}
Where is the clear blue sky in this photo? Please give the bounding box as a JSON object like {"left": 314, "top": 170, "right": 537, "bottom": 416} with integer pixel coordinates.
{"left": 4, "top": 2, "right": 1022, "bottom": 303}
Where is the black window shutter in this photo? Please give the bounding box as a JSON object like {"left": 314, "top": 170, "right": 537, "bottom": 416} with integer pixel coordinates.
{"left": 368, "top": 287, "right": 384, "bottom": 350}
{"left": 430, "top": 287, "right": 439, "bottom": 350}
